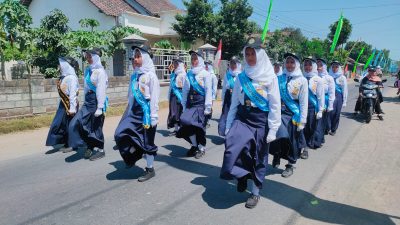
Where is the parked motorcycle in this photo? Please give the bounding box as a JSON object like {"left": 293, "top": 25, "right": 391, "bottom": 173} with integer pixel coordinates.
{"left": 354, "top": 78, "right": 387, "bottom": 123}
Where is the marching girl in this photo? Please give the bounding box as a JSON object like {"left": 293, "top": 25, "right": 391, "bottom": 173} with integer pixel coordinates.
{"left": 46, "top": 57, "right": 79, "bottom": 153}
{"left": 167, "top": 57, "right": 186, "bottom": 135}
{"left": 301, "top": 57, "right": 325, "bottom": 158}
{"left": 272, "top": 53, "right": 308, "bottom": 178}
{"left": 114, "top": 44, "right": 160, "bottom": 182}
{"left": 217, "top": 56, "right": 242, "bottom": 136}
{"left": 316, "top": 58, "right": 335, "bottom": 137}
{"left": 205, "top": 60, "right": 218, "bottom": 128}
{"left": 220, "top": 37, "right": 282, "bottom": 209}
{"left": 328, "top": 61, "right": 348, "bottom": 135}
{"left": 69, "top": 48, "right": 108, "bottom": 161}
{"left": 176, "top": 50, "right": 212, "bottom": 159}
{"left": 273, "top": 61, "right": 283, "bottom": 76}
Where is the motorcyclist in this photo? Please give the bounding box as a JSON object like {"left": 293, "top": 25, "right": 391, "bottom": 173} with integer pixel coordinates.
{"left": 354, "top": 65, "right": 384, "bottom": 120}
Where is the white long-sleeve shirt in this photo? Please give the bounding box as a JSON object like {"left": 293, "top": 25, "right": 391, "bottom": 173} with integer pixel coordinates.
{"left": 225, "top": 75, "right": 281, "bottom": 137}
{"left": 320, "top": 75, "right": 335, "bottom": 111}
{"left": 335, "top": 75, "right": 348, "bottom": 106}
{"left": 308, "top": 75, "right": 325, "bottom": 113}
{"left": 128, "top": 72, "right": 160, "bottom": 125}
{"left": 60, "top": 74, "right": 79, "bottom": 113}
{"left": 84, "top": 68, "right": 108, "bottom": 109}
{"left": 221, "top": 72, "right": 237, "bottom": 105}
{"left": 181, "top": 70, "right": 212, "bottom": 114}
{"left": 286, "top": 75, "right": 309, "bottom": 124}
{"left": 211, "top": 72, "right": 218, "bottom": 101}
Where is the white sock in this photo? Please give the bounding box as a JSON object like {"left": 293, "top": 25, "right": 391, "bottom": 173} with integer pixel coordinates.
{"left": 251, "top": 180, "right": 260, "bottom": 196}
{"left": 198, "top": 144, "right": 206, "bottom": 152}
{"left": 146, "top": 154, "right": 154, "bottom": 168}
{"left": 189, "top": 135, "right": 197, "bottom": 147}
{"left": 174, "top": 124, "right": 179, "bottom": 132}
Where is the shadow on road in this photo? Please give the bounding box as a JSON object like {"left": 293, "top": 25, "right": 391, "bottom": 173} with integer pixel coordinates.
{"left": 162, "top": 144, "right": 188, "bottom": 157}
{"left": 341, "top": 112, "right": 365, "bottom": 123}
{"left": 383, "top": 96, "right": 400, "bottom": 104}
{"left": 106, "top": 160, "right": 144, "bottom": 180}
{"left": 157, "top": 129, "right": 173, "bottom": 137}
{"left": 156, "top": 154, "right": 399, "bottom": 225}
{"left": 206, "top": 134, "right": 225, "bottom": 145}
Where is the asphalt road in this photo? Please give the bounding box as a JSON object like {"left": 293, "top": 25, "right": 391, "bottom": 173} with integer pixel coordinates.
{"left": 0, "top": 79, "right": 399, "bottom": 225}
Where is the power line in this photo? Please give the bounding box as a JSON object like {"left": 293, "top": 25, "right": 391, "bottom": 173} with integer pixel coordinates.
{"left": 353, "top": 12, "right": 400, "bottom": 25}
{"left": 273, "top": 3, "right": 400, "bottom": 13}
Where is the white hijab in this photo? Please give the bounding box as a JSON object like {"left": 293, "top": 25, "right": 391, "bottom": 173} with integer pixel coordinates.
{"left": 242, "top": 47, "right": 275, "bottom": 83}
{"left": 59, "top": 58, "right": 77, "bottom": 77}
{"left": 206, "top": 64, "right": 215, "bottom": 75}
{"left": 303, "top": 60, "right": 318, "bottom": 78}
{"left": 329, "top": 63, "right": 343, "bottom": 79}
{"left": 191, "top": 54, "right": 206, "bottom": 75}
{"left": 318, "top": 60, "right": 329, "bottom": 78}
{"left": 283, "top": 56, "right": 303, "bottom": 78}
{"left": 174, "top": 61, "right": 186, "bottom": 76}
{"left": 229, "top": 62, "right": 242, "bottom": 76}
{"left": 89, "top": 53, "right": 104, "bottom": 70}
{"left": 134, "top": 48, "right": 156, "bottom": 75}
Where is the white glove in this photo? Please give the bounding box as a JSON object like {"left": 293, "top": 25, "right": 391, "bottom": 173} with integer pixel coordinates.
{"left": 266, "top": 132, "right": 276, "bottom": 143}
{"left": 225, "top": 128, "right": 230, "bottom": 136}
{"left": 297, "top": 123, "right": 305, "bottom": 131}
{"left": 68, "top": 109, "right": 76, "bottom": 115}
{"left": 342, "top": 104, "right": 347, "bottom": 108}
{"left": 316, "top": 111, "right": 323, "bottom": 119}
{"left": 328, "top": 107, "right": 334, "bottom": 112}
{"left": 151, "top": 118, "right": 158, "bottom": 127}
{"left": 94, "top": 108, "right": 103, "bottom": 117}
{"left": 204, "top": 108, "right": 211, "bottom": 115}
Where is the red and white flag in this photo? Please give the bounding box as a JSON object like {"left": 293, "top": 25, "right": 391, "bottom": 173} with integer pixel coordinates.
{"left": 214, "top": 39, "right": 222, "bottom": 68}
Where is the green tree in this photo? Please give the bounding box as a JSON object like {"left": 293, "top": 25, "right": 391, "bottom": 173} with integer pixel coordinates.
{"left": 345, "top": 41, "right": 372, "bottom": 63}
{"left": 153, "top": 40, "right": 175, "bottom": 49}
{"left": 328, "top": 17, "right": 352, "bottom": 49}
{"left": 79, "top": 18, "right": 100, "bottom": 32}
{"left": 213, "top": 0, "right": 256, "bottom": 59}
{"left": 33, "top": 9, "right": 70, "bottom": 78}
{"left": 105, "top": 25, "right": 141, "bottom": 55}
{"left": 172, "top": 0, "right": 216, "bottom": 44}
{"left": 0, "top": 0, "right": 32, "bottom": 79}
{"left": 300, "top": 38, "right": 329, "bottom": 59}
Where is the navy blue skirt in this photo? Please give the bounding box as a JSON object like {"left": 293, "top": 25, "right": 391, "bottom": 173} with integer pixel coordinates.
{"left": 218, "top": 90, "right": 232, "bottom": 136}
{"left": 114, "top": 100, "right": 157, "bottom": 165}
{"left": 304, "top": 103, "right": 324, "bottom": 149}
{"left": 220, "top": 104, "right": 286, "bottom": 188}
{"left": 176, "top": 89, "right": 207, "bottom": 146}
{"left": 167, "top": 90, "right": 183, "bottom": 129}
{"left": 68, "top": 92, "right": 105, "bottom": 149}
{"left": 46, "top": 102, "right": 74, "bottom": 147}
{"left": 270, "top": 106, "right": 305, "bottom": 164}
{"left": 330, "top": 92, "right": 343, "bottom": 133}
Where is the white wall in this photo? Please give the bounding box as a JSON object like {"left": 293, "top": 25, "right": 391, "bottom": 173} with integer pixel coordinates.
{"left": 28, "top": 0, "right": 116, "bottom": 31}
{"left": 122, "top": 11, "right": 179, "bottom": 36}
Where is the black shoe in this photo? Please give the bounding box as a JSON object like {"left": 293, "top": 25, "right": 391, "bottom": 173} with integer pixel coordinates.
{"left": 237, "top": 176, "right": 248, "bottom": 193}
{"left": 282, "top": 165, "right": 294, "bottom": 178}
{"left": 272, "top": 157, "right": 280, "bottom": 168}
{"left": 89, "top": 150, "right": 105, "bottom": 161}
{"left": 113, "top": 145, "right": 119, "bottom": 150}
{"left": 378, "top": 115, "right": 384, "bottom": 121}
{"left": 84, "top": 148, "right": 93, "bottom": 159}
{"left": 138, "top": 167, "right": 155, "bottom": 182}
{"left": 245, "top": 194, "right": 260, "bottom": 209}
{"left": 186, "top": 146, "right": 198, "bottom": 157}
{"left": 328, "top": 131, "right": 336, "bottom": 136}
{"left": 61, "top": 147, "right": 73, "bottom": 153}
{"left": 194, "top": 150, "right": 205, "bottom": 159}
{"left": 300, "top": 149, "right": 309, "bottom": 159}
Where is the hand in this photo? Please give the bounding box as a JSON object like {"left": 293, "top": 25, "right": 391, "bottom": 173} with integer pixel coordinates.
{"left": 297, "top": 123, "right": 305, "bottom": 131}
{"left": 265, "top": 132, "right": 276, "bottom": 143}
{"left": 204, "top": 108, "right": 211, "bottom": 115}
{"left": 342, "top": 104, "right": 346, "bottom": 108}
{"left": 94, "top": 108, "right": 103, "bottom": 117}
{"left": 151, "top": 120, "right": 158, "bottom": 128}
{"left": 316, "top": 111, "right": 323, "bottom": 119}
{"left": 225, "top": 129, "right": 230, "bottom": 136}
{"left": 328, "top": 107, "right": 334, "bottom": 112}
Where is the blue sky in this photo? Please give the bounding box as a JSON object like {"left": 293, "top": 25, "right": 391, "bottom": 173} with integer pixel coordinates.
{"left": 170, "top": 0, "right": 400, "bottom": 60}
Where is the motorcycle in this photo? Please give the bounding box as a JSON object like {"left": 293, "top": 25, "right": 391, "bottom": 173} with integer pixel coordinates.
{"left": 354, "top": 78, "right": 387, "bottom": 123}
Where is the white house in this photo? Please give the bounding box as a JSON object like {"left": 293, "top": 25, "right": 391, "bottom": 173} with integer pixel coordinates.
{"left": 20, "top": 0, "right": 183, "bottom": 47}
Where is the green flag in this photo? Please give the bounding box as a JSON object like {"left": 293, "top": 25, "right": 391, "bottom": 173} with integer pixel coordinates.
{"left": 261, "top": 0, "right": 274, "bottom": 43}
{"left": 364, "top": 49, "right": 376, "bottom": 70}
{"left": 352, "top": 47, "right": 365, "bottom": 74}
{"left": 330, "top": 13, "right": 344, "bottom": 53}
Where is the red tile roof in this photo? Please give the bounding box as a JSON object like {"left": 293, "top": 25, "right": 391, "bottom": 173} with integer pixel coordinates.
{"left": 20, "top": 0, "right": 178, "bottom": 17}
